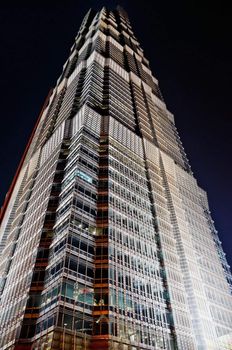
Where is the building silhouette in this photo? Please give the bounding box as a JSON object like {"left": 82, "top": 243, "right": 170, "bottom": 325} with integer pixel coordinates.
{"left": 0, "top": 6, "right": 232, "bottom": 350}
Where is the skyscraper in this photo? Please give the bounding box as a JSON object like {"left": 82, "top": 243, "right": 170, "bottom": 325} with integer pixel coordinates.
{"left": 0, "top": 5, "right": 231, "bottom": 349}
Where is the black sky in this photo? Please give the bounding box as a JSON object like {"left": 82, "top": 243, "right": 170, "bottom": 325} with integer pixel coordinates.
{"left": 0, "top": 0, "right": 231, "bottom": 268}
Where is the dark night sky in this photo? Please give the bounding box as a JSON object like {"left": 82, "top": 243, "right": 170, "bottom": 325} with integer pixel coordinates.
{"left": 0, "top": 1, "right": 231, "bottom": 267}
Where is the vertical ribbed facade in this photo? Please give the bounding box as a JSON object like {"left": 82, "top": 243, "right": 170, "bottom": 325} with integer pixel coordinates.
{"left": 0, "top": 6, "right": 231, "bottom": 350}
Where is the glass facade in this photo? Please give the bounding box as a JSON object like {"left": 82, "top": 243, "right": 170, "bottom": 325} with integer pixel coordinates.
{"left": 0, "top": 6, "right": 232, "bottom": 350}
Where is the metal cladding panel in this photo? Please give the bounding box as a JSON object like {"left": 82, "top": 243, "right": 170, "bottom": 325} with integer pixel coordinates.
{"left": 40, "top": 121, "right": 65, "bottom": 166}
